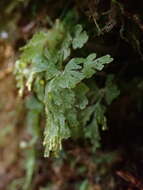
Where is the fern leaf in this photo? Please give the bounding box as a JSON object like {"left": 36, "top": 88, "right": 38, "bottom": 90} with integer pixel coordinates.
{"left": 15, "top": 18, "right": 114, "bottom": 157}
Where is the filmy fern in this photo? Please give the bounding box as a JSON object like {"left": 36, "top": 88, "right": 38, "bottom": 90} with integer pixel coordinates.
{"left": 15, "top": 17, "right": 116, "bottom": 157}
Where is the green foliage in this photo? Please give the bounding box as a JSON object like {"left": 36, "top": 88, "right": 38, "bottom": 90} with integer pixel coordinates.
{"left": 15, "top": 15, "right": 119, "bottom": 157}
{"left": 105, "top": 75, "right": 120, "bottom": 105}
{"left": 23, "top": 96, "right": 43, "bottom": 189}
{"left": 79, "top": 179, "right": 90, "bottom": 190}
{"left": 83, "top": 103, "right": 106, "bottom": 151}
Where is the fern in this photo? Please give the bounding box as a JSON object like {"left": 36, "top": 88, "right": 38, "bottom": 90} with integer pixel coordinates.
{"left": 15, "top": 17, "right": 116, "bottom": 157}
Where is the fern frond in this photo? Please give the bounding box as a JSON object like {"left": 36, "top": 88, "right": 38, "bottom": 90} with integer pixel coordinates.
{"left": 15, "top": 18, "right": 114, "bottom": 157}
